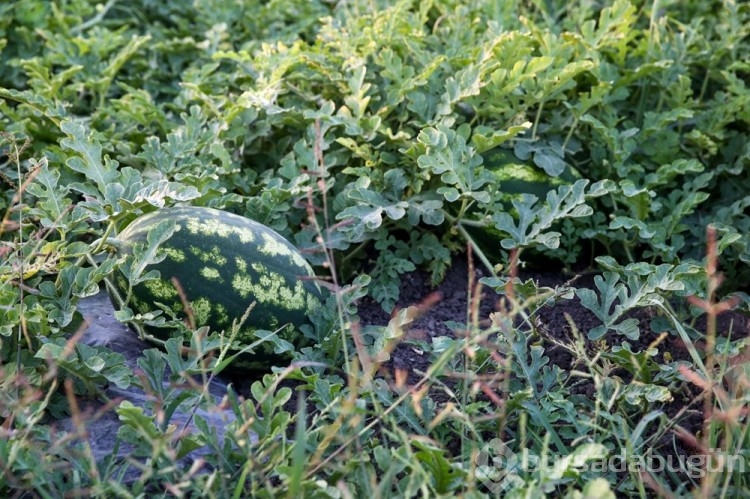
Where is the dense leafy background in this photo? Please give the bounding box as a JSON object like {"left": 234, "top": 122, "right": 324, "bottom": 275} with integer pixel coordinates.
{"left": 1, "top": 0, "right": 749, "bottom": 497}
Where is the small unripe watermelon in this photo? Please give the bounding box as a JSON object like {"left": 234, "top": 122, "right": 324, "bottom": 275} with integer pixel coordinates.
{"left": 108, "top": 206, "right": 323, "bottom": 371}
{"left": 483, "top": 148, "right": 581, "bottom": 204}
{"left": 467, "top": 148, "right": 581, "bottom": 259}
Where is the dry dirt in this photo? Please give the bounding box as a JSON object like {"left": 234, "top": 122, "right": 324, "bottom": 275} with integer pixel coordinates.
{"left": 350, "top": 254, "right": 749, "bottom": 475}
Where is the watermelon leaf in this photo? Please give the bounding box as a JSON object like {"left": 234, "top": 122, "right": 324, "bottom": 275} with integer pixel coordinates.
{"left": 124, "top": 219, "right": 178, "bottom": 285}
{"left": 490, "top": 179, "right": 614, "bottom": 250}
{"left": 60, "top": 120, "right": 120, "bottom": 198}
{"left": 532, "top": 147, "right": 566, "bottom": 177}
{"left": 416, "top": 124, "right": 493, "bottom": 202}
{"left": 35, "top": 340, "right": 133, "bottom": 392}
{"left": 24, "top": 159, "right": 71, "bottom": 225}
{"left": 576, "top": 258, "right": 702, "bottom": 340}
{"left": 471, "top": 123, "right": 532, "bottom": 153}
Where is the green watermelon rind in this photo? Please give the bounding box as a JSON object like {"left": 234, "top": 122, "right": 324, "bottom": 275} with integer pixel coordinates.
{"left": 483, "top": 148, "right": 580, "bottom": 202}
{"left": 467, "top": 148, "right": 581, "bottom": 258}
{"left": 109, "top": 206, "right": 323, "bottom": 371}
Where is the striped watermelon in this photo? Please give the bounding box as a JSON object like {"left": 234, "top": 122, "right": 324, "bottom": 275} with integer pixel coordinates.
{"left": 467, "top": 148, "right": 581, "bottom": 259}
{"left": 107, "top": 206, "right": 323, "bottom": 371}
{"left": 483, "top": 148, "right": 581, "bottom": 203}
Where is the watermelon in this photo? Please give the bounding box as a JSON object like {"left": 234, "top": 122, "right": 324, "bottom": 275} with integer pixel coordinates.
{"left": 107, "top": 206, "right": 323, "bottom": 371}
{"left": 467, "top": 148, "right": 581, "bottom": 259}
{"left": 483, "top": 148, "right": 581, "bottom": 204}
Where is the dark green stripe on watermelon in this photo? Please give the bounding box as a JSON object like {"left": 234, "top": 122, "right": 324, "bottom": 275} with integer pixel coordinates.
{"left": 108, "top": 206, "right": 323, "bottom": 371}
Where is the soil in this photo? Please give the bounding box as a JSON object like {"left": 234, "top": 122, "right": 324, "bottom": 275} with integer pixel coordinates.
{"left": 349, "top": 254, "right": 749, "bottom": 488}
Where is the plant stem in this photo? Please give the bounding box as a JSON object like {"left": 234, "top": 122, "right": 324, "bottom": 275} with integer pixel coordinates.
{"left": 455, "top": 221, "right": 498, "bottom": 278}
{"left": 71, "top": 0, "right": 119, "bottom": 34}
{"left": 561, "top": 115, "right": 579, "bottom": 153}
{"left": 531, "top": 101, "right": 544, "bottom": 140}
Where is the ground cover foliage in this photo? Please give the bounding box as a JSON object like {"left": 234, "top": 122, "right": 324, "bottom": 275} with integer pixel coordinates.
{"left": 1, "top": 0, "right": 749, "bottom": 496}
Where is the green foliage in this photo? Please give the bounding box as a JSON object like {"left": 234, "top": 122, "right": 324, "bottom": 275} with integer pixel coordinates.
{"left": 1, "top": 0, "right": 749, "bottom": 496}
{"left": 576, "top": 257, "right": 703, "bottom": 340}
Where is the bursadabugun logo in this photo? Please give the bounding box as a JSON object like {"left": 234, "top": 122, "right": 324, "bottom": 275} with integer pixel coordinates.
{"left": 474, "top": 440, "right": 745, "bottom": 494}
{"left": 475, "top": 438, "right": 524, "bottom": 493}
